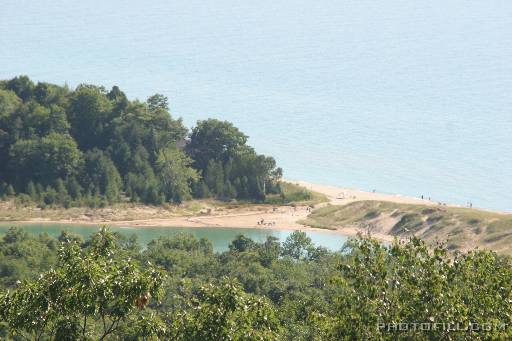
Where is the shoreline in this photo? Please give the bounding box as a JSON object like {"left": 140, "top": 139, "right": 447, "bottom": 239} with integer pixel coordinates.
{"left": 8, "top": 179, "right": 495, "bottom": 244}
{"left": 1, "top": 217, "right": 395, "bottom": 244}
{"left": 290, "top": 179, "right": 511, "bottom": 215}
{"left": 1, "top": 180, "right": 509, "bottom": 246}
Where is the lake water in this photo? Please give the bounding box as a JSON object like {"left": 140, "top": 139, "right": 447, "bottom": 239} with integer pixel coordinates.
{"left": 0, "top": 223, "right": 349, "bottom": 253}
{"left": 1, "top": 1, "right": 511, "bottom": 211}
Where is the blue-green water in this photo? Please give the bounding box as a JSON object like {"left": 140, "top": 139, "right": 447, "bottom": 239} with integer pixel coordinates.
{"left": 0, "top": 224, "right": 349, "bottom": 253}
{"left": 1, "top": 1, "right": 511, "bottom": 211}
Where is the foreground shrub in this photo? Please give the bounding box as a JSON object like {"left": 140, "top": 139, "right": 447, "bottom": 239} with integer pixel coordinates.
{"left": 320, "top": 237, "right": 512, "bottom": 340}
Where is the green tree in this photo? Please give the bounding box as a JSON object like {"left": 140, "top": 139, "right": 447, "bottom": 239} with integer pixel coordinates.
{"left": 16, "top": 102, "right": 69, "bottom": 138}
{"left": 43, "top": 185, "right": 58, "bottom": 205}
{"left": 83, "top": 150, "right": 122, "bottom": 203}
{"left": 5, "top": 184, "right": 15, "bottom": 197}
{"left": 281, "top": 231, "right": 314, "bottom": 260}
{"left": 66, "top": 177, "right": 83, "bottom": 200}
{"left": 107, "top": 85, "right": 128, "bottom": 113}
{"left": 192, "top": 180, "right": 211, "bottom": 198}
{"left": 188, "top": 119, "right": 248, "bottom": 171}
{"left": 57, "top": 230, "right": 84, "bottom": 244}
{"left": 6, "top": 76, "right": 34, "bottom": 102}
{"left": 26, "top": 181, "right": 37, "bottom": 200}
{"left": 55, "top": 178, "right": 70, "bottom": 206}
{"left": 224, "top": 180, "right": 237, "bottom": 199}
{"left": 156, "top": 147, "right": 199, "bottom": 203}
{"left": 168, "top": 279, "right": 281, "bottom": 340}
{"left": 67, "top": 85, "right": 114, "bottom": 150}
{"left": 33, "top": 81, "right": 69, "bottom": 107}
{"left": 229, "top": 235, "right": 257, "bottom": 253}
{"left": 0, "top": 76, "right": 282, "bottom": 205}
{"left": 147, "top": 93, "right": 169, "bottom": 112}
{"left": 0, "top": 227, "right": 58, "bottom": 289}
{"left": 204, "top": 160, "right": 225, "bottom": 198}
{"left": 0, "top": 89, "right": 22, "bottom": 179}
{"left": 320, "top": 236, "right": 512, "bottom": 340}
{"left": 108, "top": 99, "right": 187, "bottom": 175}
{"left": 8, "top": 133, "right": 82, "bottom": 187}
{"left": 0, "top": 227, "right": 164, "bottom": 340}
{"left": 257, "top": 236, "right": 281, "bottom": 267}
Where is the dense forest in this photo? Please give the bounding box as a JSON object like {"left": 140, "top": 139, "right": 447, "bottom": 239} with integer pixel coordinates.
{"left": 0, "top": 76, "right": 282, "bottom": 207}
{"left": 1, "top": 227, "right": 512, "bottom": 340}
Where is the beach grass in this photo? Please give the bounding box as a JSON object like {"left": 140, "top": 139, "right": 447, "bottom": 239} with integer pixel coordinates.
{"left": 0, "top": 199, "right": 212, "bottom": 222}
{"left": 301, "top": 200, "right": 512, "bottom": 254}
{"left": 264, "top": 182, "right": 329, "bottom": 206}
{"left": 0, "top": 182, "right": 325, "bottom": 223}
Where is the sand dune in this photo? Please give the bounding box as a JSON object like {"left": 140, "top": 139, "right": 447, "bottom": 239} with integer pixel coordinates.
{"left": 10, "top": 180, "right": 442, "bottom": 241}
{"left": 11, "top": 180, "right": 506, "bottom": 243}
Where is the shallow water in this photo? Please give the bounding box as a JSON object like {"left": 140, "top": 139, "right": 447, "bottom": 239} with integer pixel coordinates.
{"left": 0, "top": 223, "right": 349, "bottom": 253}
{"left": 1, "top": 1, "right": 511, "bottom": 210}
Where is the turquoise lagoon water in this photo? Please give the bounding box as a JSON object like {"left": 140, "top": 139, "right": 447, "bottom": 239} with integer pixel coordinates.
{"left": 0, "top": 223, "right": 349, "bottom": 253}
{"left": 1, "top": 1, "right": 511, "bottom": 211}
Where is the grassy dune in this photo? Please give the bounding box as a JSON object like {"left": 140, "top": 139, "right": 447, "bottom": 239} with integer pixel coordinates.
{"left": 264, "top": 182, "right": 329, "bottom": 205}
{"left": 301, "top": 200, "right": 512, "bottom": 255}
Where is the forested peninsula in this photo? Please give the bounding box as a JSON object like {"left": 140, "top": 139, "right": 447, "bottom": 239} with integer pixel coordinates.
{"left": 0, "top": 76, "right": 282, "bottom": 207}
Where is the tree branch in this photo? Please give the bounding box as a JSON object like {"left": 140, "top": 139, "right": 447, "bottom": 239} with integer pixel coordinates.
{"left": 15, "top": 332, "right": 31, "bottom": 341}
{"left": 99, "top": 316, "right": 121, "bottom": 340}
{"left": 101, "top": 313, "right": 107, "bottom": 335}
{"left": 82, "top": 313, "right": 88, "bottom": 337}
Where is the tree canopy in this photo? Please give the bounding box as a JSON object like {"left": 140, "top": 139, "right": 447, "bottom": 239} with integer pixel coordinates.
{"left": 0, "top": 76, "right": 282, "bottom": 206}
{"left": 0, "top": 227, "right": 164, "bottom": 340}
{"left": 1, "top": 228, "right": 512, "bottom": 340}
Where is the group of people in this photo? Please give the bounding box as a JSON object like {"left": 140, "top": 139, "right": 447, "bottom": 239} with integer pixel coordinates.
{"left": 257, "top": 219, "right": 276, "bottom": 227}
{"left": 420, "top": 194, "right": 474, "bottom": 209}
{"left": 258, "top": 205, "right": 315, "bottom": 227}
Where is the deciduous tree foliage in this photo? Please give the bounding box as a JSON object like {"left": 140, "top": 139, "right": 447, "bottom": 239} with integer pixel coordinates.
{"left": 156, "top": 147, "right": 199, "bottom": 203}
{"left": 1, "top": 229, "right": 512, "bottom": 340}
{"left": 188, "top": 119, "right": 282, "bottom": 200}
{"left": 0, "top": 227, "right": 165, "bottom": 340}
{"left": 168, "top": 279, "right": 281, "bottom": 340}
{"left": 318, "top": 237, "right": 512, "bottom": 340}
{"left": 0, "top": 76, "right": 282, "bottom": 206}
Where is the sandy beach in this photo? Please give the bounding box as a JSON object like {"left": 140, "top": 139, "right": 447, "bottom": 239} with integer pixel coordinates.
{"left": 291, "top": 180, "right": 439, "bottom": 207}
{"left": 8, "top": 180, "right": 460, "bottom": 243}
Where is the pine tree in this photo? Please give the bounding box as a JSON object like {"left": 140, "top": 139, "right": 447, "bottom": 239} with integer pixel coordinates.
{"left": 26, "top": 181, "right": 37, "bottom": 200}
{"left": 55, "top": 178, "right": 69, "bottom": 206}
{"left": 6, "top": 184, "right": 15, "bottom": 197}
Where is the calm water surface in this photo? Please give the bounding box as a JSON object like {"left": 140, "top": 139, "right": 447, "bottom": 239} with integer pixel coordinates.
{"left": 0, "top": 224, "right": 349, "bottom": 253}
{"left": 1, "top": 1, "right": 511, "bottom": 210}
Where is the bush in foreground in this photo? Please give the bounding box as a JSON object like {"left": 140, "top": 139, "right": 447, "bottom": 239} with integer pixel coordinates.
{"left": 1, "top": 228, "right": 512, "bottom": 340}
